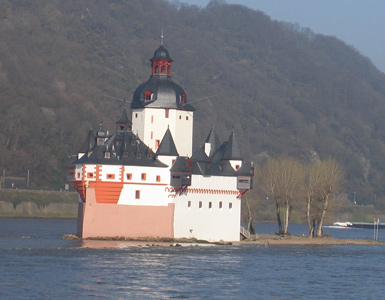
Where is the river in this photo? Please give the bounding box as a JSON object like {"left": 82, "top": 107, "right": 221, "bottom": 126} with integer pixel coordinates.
{"left": 1, "top": 218, "right": 384, "bottom": 299}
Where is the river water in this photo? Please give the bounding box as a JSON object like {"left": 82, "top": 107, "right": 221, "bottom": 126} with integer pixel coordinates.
{"left": 1, "top": 218, "right": 384, "bottom": 299}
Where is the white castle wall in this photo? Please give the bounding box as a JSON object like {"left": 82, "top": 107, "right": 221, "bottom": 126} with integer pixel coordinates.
{"left": 118, "top": 165, "right": 171, "bottom": 206}
{"left": 173, "top": 175, "right": 241, "bottom": 242}
{"left": 132, "top": 107, "right": 193, "bottom": 157}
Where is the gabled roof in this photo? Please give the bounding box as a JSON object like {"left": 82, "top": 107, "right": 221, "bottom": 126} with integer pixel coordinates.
{"left": 156, "top": 128, "right": 179, "bottom": 156}
{"left": 74, "top": 128, "right": 167, "bottom": 168}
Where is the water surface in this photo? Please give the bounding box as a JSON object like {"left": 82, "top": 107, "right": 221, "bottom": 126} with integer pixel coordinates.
{"left": 1, "top": 218, "right": 384, "bottom": 299}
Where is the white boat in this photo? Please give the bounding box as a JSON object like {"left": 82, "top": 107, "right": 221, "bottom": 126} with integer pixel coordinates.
{"left": 332, "top": 222, "right": 353, "bottom": 227}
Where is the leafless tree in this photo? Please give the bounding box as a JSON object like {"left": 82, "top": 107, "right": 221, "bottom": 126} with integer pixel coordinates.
{"left": 260, "top": 156, "right": 304, "bottom": 235}
{"left": 304, "top": 159, "right": 344, "bottom": 237}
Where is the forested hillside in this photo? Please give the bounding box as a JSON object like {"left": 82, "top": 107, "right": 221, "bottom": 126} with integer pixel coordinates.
{"left": 1, "top": 0, "right": 385, "bottom": 206}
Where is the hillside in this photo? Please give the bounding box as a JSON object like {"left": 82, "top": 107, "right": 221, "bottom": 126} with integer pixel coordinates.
{"left": 1, "top": 0, "right": 385, "bottom": 206}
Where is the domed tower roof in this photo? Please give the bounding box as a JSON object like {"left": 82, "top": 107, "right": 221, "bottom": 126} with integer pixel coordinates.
{"left": 131, "top": 43, "right": 194, "bottom": 111}
{"left": 152, "top": 44, "right": 172, "bottom": 60}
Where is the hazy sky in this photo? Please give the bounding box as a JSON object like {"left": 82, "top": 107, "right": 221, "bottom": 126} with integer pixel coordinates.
{"left": 182, "top": 0, "right": 385, "bottom": 73}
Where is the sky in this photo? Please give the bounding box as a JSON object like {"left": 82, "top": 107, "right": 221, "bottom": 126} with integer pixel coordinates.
{"left": 182, "top": 0, "right": 385, "bottom": 73}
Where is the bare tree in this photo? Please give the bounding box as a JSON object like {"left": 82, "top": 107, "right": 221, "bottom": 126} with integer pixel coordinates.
{"left": 315, "top": 159, "right": 344, "bottom": 237}
{"left": 304, "top": 159, "right": 344, "bottom": 237}
{"left": 260, "top": 156, "right": 304, "bottom": 235}
{"left": 304, "top": 163, "right": 323, "bottom": 237}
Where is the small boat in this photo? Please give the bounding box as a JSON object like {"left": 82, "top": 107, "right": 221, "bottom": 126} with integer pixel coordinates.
{"left": 332, "top": 222, "right": 352, "bottom": 227}
{"left": 332, "top": 222, "right": 385, "bottom": 229}
{"left": 348, "top": 222, "right": 385, "bottom": 229}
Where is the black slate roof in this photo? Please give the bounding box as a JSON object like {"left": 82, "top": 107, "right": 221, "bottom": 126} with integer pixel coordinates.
{"left": 131, "top": 76, "right": 194, "bottom": 110}
{"left": 116, "top": 109, "right": 131, "bottom": 128}
{"left": 151, "top": 44, "right": 172, "bottom": 60}
{"left": 156, "top": 128, "right": 179, "bottom": 156}
{"left": 170, "top": 127, "right": 247, "bottom": 177}
{"left": 222, "top": 130, "right": 242, "bottom": 160}
{"left": 204, "top": 125, "right": 221, "bottom": 158}
{"left": 73, "top": 112, "right": 167, "bottom": 168}
{"left": 78, "top": 129, "right": 96, "bottom": 153}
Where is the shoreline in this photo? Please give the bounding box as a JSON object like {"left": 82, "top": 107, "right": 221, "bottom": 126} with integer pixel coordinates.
{"left": 63, "top": 234, "right": 385, "bottom": 246}
{"left": 246, "top": 234, "right": 385, "bottom": 246}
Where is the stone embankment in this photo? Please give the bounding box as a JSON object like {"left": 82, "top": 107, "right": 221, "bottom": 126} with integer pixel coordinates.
{"left": 0, "top": 189, "right": 78, "bottom": 218}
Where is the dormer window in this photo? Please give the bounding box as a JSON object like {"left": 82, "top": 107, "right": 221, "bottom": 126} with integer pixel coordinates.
{"left": 144, "top": 91, "right": 152, "bottom": 101}
{"left": 104, "top": 152, "right": 110, "bottom": 159}
{"left": 123, "top": 151, "right": 128, "bottom": 157}
{"left": 131, "top": 139, "right": 136, "bottom": 145}
{"left": 180, "top": 93, "right": 186, "bottom": 105}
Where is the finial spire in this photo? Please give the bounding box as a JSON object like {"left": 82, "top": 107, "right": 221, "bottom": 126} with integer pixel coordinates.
{"left": 161, "top": 27, "right": 164, "bottom": 45}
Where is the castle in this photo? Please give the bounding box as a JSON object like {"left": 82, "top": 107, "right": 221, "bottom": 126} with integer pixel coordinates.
{"left": 69, "top": 41, "right": 253, "bottom": 242}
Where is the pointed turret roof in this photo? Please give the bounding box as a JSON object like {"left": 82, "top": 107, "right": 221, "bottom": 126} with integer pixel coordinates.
{"left": 116, "top": 108, "right": 131, "bottom": 125}
{"left": 156, "top": 128, "right": 179, "bottom": 156}
{"left": 222, "top": 129, "right": 242, "bottom": 160}
{"left": 204, "top": 125, "right": 221, "bottom": 158}
{"left": 78, "top": 129, "right": 95, "bottom": 153}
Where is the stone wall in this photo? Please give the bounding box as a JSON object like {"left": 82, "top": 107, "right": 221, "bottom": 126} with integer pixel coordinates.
{"left": 0, "top": 201, "right": 77, "bottom": 218}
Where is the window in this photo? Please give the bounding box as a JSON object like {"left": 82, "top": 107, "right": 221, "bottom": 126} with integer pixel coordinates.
{"left": 141, "top": 173, "right": 146, "bottom": 180}
{"left": 131, "top": 139, "right": 136, "bottom": 145}
{"left": 188, "top": 201, "right": 191, "bottom": 208}
{"left": 151, "top": 116, "right": 154, "bottom": 124}
{"left": 155, "top": 140, "right": 160, "bottom": 150}
{"left": 77, "top": 172, "right": 80, "bottom": 178}
{"left": 87, "top": 172, "right": 94, "bottom": 179}
{"left": 186, "top": 116, "right": 189, "bottom": 120}
{"left": 135, "top": 190, "right": 140, "bottom": 199}
{"left": 135, "top": 113, "right": 138, "bottom": 118}
{"left": 151, "top": 131, "right": 153, "bottom": 139}
{"left": 236, "top": 165, "right": 240, "bottom": 170}
{"left": 209, "top": 202, "right": 212, "bottom": 209}
{"left": 144, "top": 91, "right": 152, "bottom": 101}
{"left": 147, "top": 154, "right": 152, "bottom": 159}
{"left": 126, "top": 173, "right": 132, "bottom": 180}
{"left": 219, "top": 201, "right": 223, "bottom": 209}
{"left": 165, "top": 108, "right": 169, "bottom": 118}
{"left": 107, "top": 174, "right": 115, "bottom": 179}
{"left": 199, "top": 201, "right": 202, "bottom": 209}
{"left": 179, "top": 115, "right": 182, "bottom": 120}
{"left": 156, "top": 175, "right": 161, "bottom": 182}
{"left": 123, "top": 151, "right": 128, "bottom": 157}
{"left": 180, "top": 94, "right": 186, "bottom": 105}
{"left": 104, "top": 152, "right": 110, "bottom": 158}
{"left": 229, "top": 203, "right": 233, "bottom": 209}
{"left": 136, "top": 152, "right": 141, "bottom": 159}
